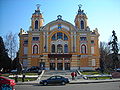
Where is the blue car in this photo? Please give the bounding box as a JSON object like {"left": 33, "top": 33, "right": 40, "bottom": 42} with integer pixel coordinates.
{"left": 40, "top": 76, "right": 69, "bottom": 85}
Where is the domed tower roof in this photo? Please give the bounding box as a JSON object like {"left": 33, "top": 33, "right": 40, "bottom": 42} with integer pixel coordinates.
{"left": 32, "top": 4, "right": 43, "bottom": 18}
{"left": 77, "top": 4, "right": 87, "bottom": 18}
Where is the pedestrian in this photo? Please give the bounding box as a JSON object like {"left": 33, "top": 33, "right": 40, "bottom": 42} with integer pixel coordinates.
{"left": 15, "top": 74, "right": 18, "bottom": 83}
{"left": 38, "top": 70, "right": 42, "bottom": 75}
{"left": 22, "top": 74, "right": 25, "bottom": 82}
{"left": 75, "top": 72, "right": 77, "bottom": 80}
{"left": 71, "top": 72, "right": 75, "bottom": 80}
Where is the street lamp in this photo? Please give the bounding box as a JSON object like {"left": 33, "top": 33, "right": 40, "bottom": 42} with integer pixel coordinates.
{"left": 78, "top": 55, "right": 81, "bottom": 70}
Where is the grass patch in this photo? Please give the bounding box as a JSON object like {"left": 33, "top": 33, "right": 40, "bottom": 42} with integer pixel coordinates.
{"left": 9, "top": 77, "right": 37, "bottom": 82}
{"left": 81, "top": 71, "right": 100, "bottom": 75}
{"left": 88, "top": 77, "right": 112, "bottom": 80}
{"left": 25, "top": 73, "right": 38, "bottom": 75}
{"left": 0, "top": 73, "right": 10, "bottom": 77}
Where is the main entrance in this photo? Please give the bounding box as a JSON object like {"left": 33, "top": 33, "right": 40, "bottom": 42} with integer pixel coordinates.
{"left": 50, "top": 63, "right": 55, "bottom": 70}
{"left": 48, "top": 54, "right": 72, "bottom": 70}
{"left": 57, "top": 63, "right": 63, "bottom": 70}
{"left": 65, "top": 63, "right": 70, "bottom": 70}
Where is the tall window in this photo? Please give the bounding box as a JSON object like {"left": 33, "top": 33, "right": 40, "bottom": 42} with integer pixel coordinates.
{"left": 81, "top": 44, "right": 86, "bottom": 53}
{"left": 32, "top": 37, "right": 39, "bottom": 41}
{"left": 57, "top": 32, "right": 63, "bottom": 39}
{"left": 33, "top": 45, "right": 38, "bottom": 54}
{"left": 64, "top": 34, "right": 68, "bottom": 40}
{"left": 64, "top": 44, "right": 68, "bottom": 53}
{"left": 35, "top": 20, "right": 38, "bottom": 29}
{"left": 51, "top": 44, "right": 55, "bottom": 53}
{"left": 52, "top": 34, "right": 56, "bottom": 40}
{"left": 81, "top": 20, "right": 84, "bottom": 29}
{"left": 24, "top": 40, "right": 28, "bottom": 44}
{"left": 80, "top": 37, "right": 87, "bottom": 41}
{"left": 57, "top": 44, "right": 63, "bottom": 53}
{"left": 51, "top": 32, "right": 68, "bottom": 41}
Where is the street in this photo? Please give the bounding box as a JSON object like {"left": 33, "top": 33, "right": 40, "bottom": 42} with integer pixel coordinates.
{"left": 15, "top": 82, "right": 120, "bottom": 90}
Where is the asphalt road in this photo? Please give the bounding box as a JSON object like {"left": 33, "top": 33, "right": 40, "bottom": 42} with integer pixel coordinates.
{"left": 15, "top": 82, "right": 120, "bottom": 90}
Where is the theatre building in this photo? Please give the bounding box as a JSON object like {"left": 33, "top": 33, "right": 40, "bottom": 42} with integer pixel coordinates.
{"left": 19, "top": 5, "right": 100, "bottom": 70}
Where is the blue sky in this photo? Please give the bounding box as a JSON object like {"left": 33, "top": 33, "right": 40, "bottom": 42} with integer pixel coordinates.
{"left": 0, "top": 0, "right": 120, "bottom": 43}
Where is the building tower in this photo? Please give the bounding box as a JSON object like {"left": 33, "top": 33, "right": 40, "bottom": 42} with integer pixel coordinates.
{"left": 74, "top": 4, "right": 88, "bottom": 30}
{"left": 30, "top": 4, "right": 44, "bottom": 31}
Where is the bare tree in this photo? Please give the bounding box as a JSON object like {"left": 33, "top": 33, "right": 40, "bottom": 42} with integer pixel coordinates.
{"left": 100, "top": 41, "right": 111, "bottom": 72}
{"left": 4, "top": 32, "right": 18, "bottom": 60}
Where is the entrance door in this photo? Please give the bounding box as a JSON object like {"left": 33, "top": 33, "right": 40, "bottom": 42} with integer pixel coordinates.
{"left": 50, "top": 63, "right": 55, "bottom": 70}
{"left": 39, "top": 62, "right": 45, "bottom": 70}
{"left": 65, "top": 63, "right": 70, "bottom": 70}
{"left": 57, "top": 63, "right": 63, "bottom": 70}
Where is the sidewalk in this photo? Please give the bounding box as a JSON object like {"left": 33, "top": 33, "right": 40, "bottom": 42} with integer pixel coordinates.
{"left": 16, "top": 78, "right": 120, "bottom": 85}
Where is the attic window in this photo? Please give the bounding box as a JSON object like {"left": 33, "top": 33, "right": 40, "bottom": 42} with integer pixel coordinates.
{"left": 81, "top": 20, "right": 84, "bottom": 29}
{"left": 35, "top": 20, "right": 38, "bottom": 29}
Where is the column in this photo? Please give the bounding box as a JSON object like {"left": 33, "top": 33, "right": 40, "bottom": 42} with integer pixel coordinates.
{"left": 55, "top": 58, "right": 57, "bottom": 70}
{"left": 63, "top": 58, "right": 65, "bottom": 70}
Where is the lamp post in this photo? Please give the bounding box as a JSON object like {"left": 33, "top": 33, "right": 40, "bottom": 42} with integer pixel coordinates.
{"left": 78, "top": 55, "right": 81, "bottom": 70}
{"left": 40, "top": 55, "right": 43, "bottom": 70}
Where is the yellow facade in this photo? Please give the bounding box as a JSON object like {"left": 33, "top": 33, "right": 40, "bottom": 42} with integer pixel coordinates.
{"left": 19, "top": 5, "right": 100, "bottom": 70}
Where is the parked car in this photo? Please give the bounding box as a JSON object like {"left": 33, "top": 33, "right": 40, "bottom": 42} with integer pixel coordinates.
{"left": 0, "top": 76, "right": 16, "bottom": 90}
{"left": 11, "top": 69, "right": 17, "bottom": 73}
{"left": 39, "top": 76, "right": 69, "bottom": 85}
{"left": 26, "top": 66, "right": 40, "bottom": 73}
{"left": 116, "top": 68, "right": 120, "bottom": 72}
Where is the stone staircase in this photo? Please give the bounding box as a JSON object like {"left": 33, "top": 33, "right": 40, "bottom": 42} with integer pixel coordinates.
{"left": 40, "top": 70, "right": 84, "bottom": 80}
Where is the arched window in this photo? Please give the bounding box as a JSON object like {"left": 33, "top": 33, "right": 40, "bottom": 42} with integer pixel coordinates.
{"left": 33, "top": 45, "right": 38, "bottom": 54}
{"left": 57, "top": 32, "right": 63, "bottom": 39}
{"left": 57, "top": 44, "right": 63, "bottom": 53}
{"left": 35, "top": 20, "right": 38, "bottom": 29}
{"left": 51, "top": 44, "right": 55, "bottom": 53}
{"left": 81, "top": 20, "right": 84, "bottom": 29}
{"left": 64, "top": 44, "right": 68, "bottom": 53}
{"left": 64, "top": 34, "right": 68, "bottom": 40}
{"left": 81, "top": 44, "right": 86, "bottom": 53}
{"left": 52, "top": 34, "right": 56, "bottom": 40}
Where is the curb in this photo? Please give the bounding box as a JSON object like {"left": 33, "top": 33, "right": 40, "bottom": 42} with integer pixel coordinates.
{"left": 69, "top": 79, "right": 120, "bottom": 84}
{"left": 16, "top": 79, "right": 120, "bottom": 85}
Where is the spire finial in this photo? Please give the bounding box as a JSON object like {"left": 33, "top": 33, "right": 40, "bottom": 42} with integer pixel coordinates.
{"left": 57, "top": 15, "right": 62, "bottom": 20}
{"left": 36, "top": 4, "right": 40, "bottom": 10}
{"left": 78, "top": 4, "right": 82, "bottom": 10}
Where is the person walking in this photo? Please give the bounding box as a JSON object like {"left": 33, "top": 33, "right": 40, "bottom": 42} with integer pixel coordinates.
{"left": 75, "top": 72, "right": 77, "bottom": 80}
{"left": 15, "top": 74, "right": 18, "bottom": 83}
{"left": 71, "top": 72, "right": 75, "bottom": 80}
{"left": 22, "top": 74, "right": 25, "bottom": 82}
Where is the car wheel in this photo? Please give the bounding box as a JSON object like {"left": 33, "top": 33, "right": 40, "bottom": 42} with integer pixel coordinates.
{"left": 43, "top": 82, "right": 47, "bottom": 85}
{"left": 61, "top": 81, "right": 66, "bottom": 85}
{"left": 1, "top": 84, "right": 12, "bottom": 90}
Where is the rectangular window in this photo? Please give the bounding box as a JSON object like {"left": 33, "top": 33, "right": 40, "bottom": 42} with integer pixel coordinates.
{"left": 80, "top": 37, "right": 87, "bottom": 41}
{"left": 24, "top": 40, "right": 28, "bottom": 44}
{"left": 32, "top": 37, "right": 39, "bottom": 41}
{"left": 91, "top": 40, "right": 94, "bottom": 44}
{"left": 57, "top": 58, "right": 63, "bottom": 60}
{"left": 24, "top": 47, "right": 28, "bottom": 54}
{"left": 92, "top": 59, "right": 96, "bottom": 66}
{"left": 88, "top": 59, "right": 96, "bottom": 66}
{"left": 64, "top": 58, "right": 70, "bottom": 60}
{"left": 50, "top": 58, "right": 55, "bottom": 60}
{"left": 91, "top": 47, "right": 94, "bottom": 54}
{"left": 23, "top": 59, "right": 28, "bottom": 67}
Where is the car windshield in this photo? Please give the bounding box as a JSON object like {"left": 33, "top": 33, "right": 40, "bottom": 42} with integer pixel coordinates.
{"left": 48, "top": 76, "right": 56, "bottom": 80}
{"left": 0, "top": 76, "right": 10, "bottom": 80}
{"left": 56, "top": 76, "right": 62, "bottom": 79}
